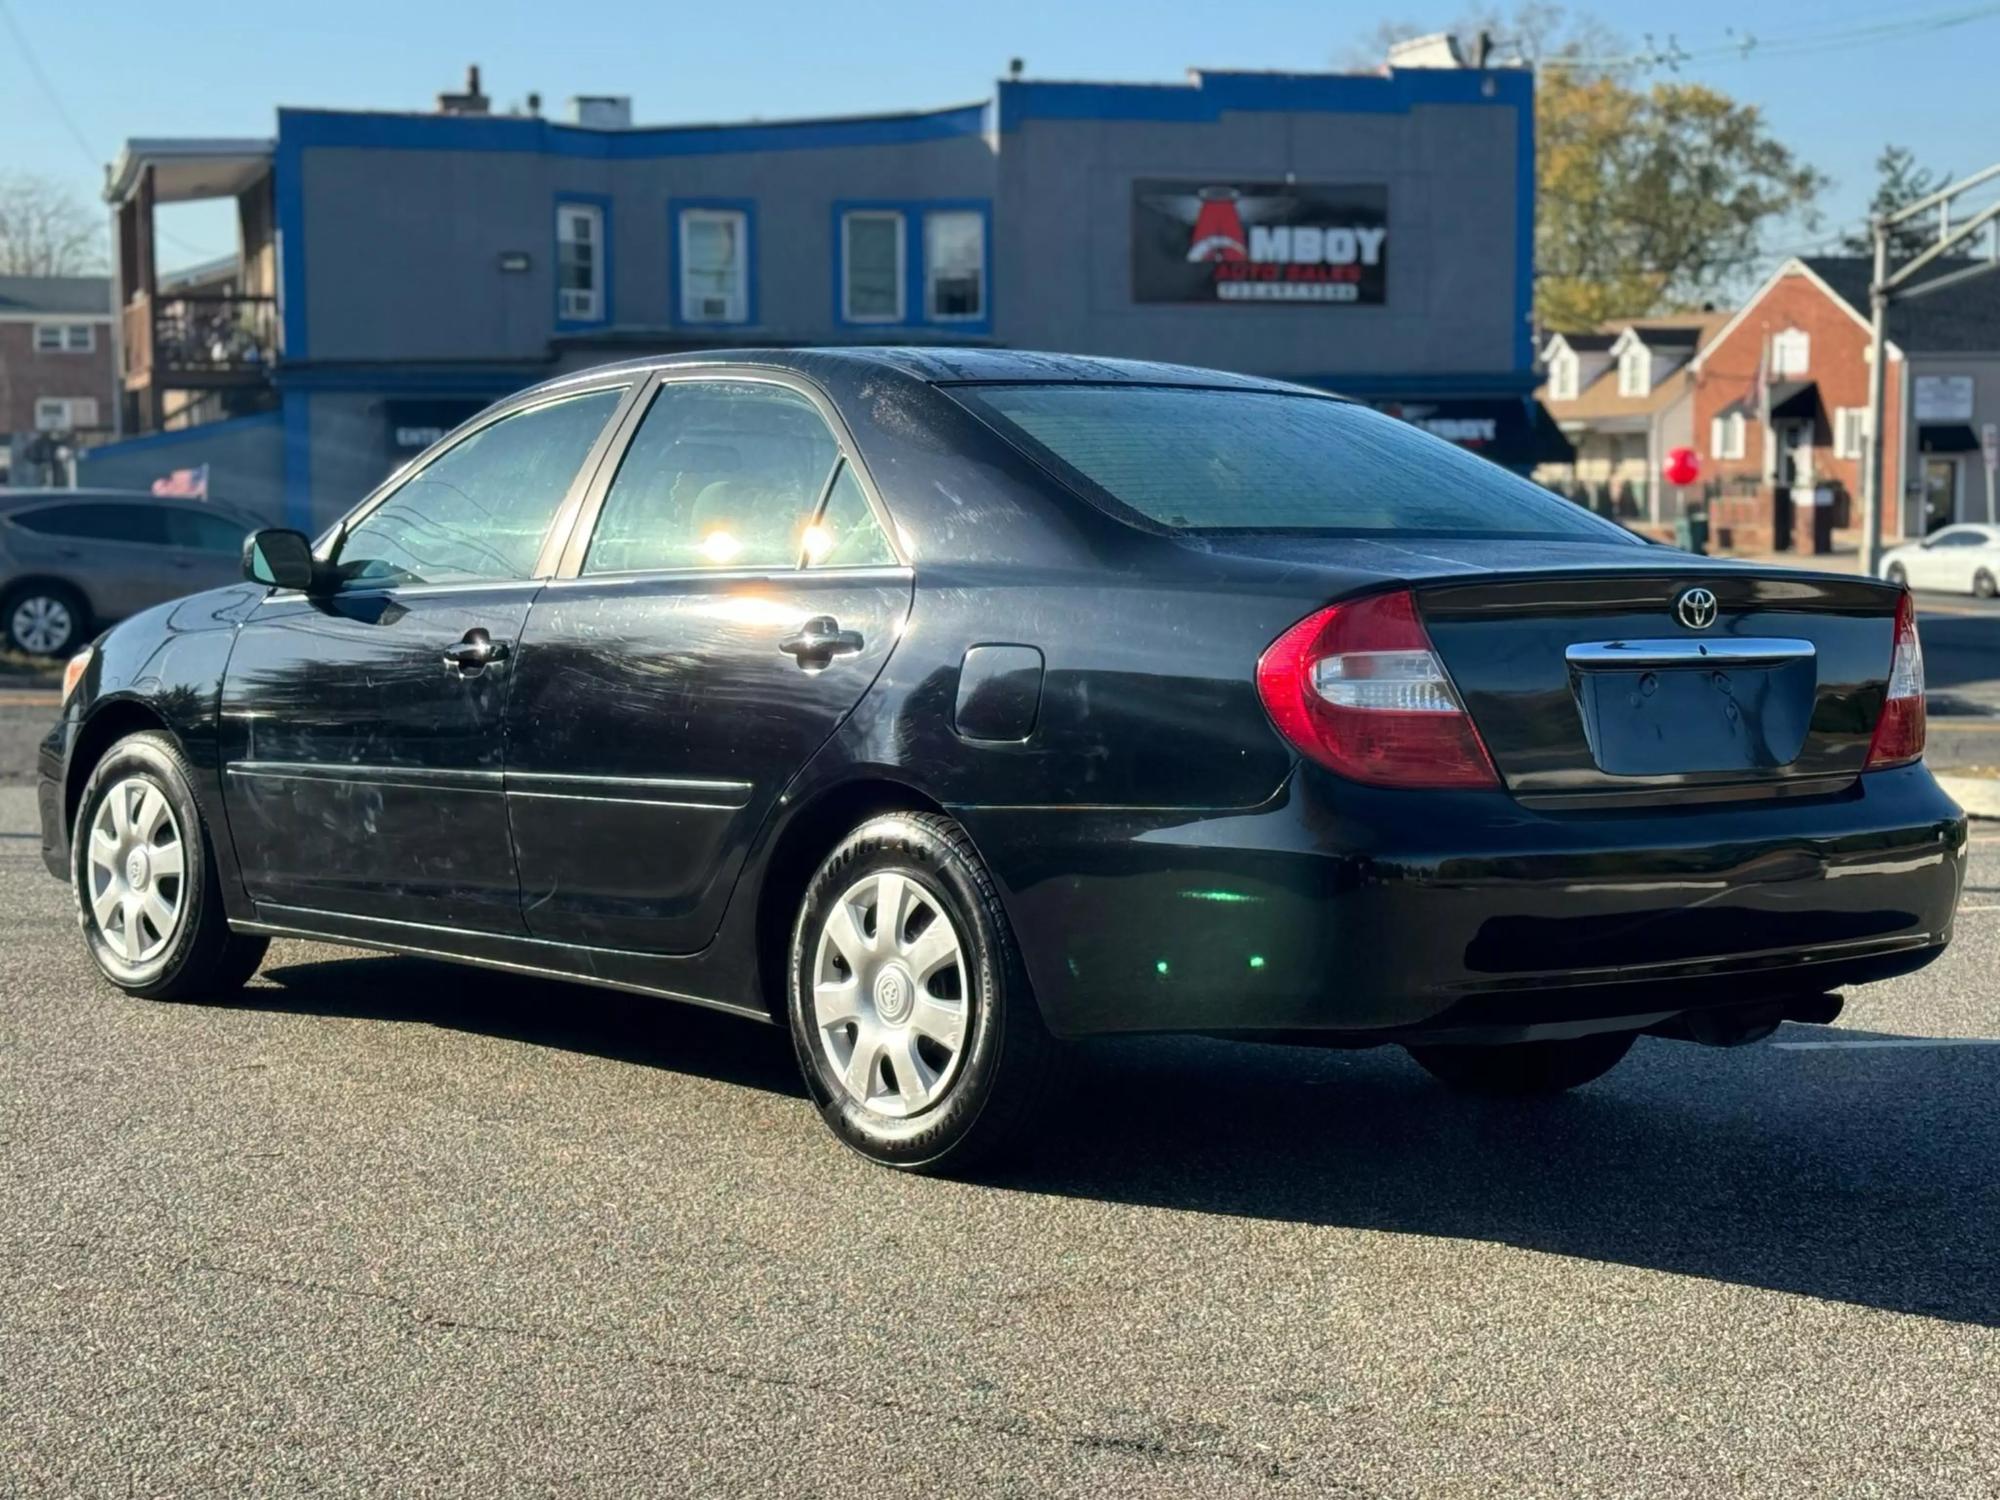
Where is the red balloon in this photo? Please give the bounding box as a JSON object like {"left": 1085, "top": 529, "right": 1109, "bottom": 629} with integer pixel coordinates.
{"left": 1663, "top": 446, "right": 1702, "bottom": 488}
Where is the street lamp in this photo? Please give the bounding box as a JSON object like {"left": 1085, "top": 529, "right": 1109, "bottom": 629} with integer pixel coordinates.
{"left": 1862, "top": 162, "right": 2000, "bottom": 575}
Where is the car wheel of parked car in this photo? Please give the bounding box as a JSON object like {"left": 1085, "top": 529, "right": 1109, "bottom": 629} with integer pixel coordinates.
{"left": 72, "top": 730, "right": 268, "bottom": 1000}
{"left": 1885, "top": 563, "right": 1908, "bottom": 589}
{"left": 1975, "top": 569, "right": 1997, "bottom": 599}
{"left": 1405, "top": 1031, "right": 1636, "bottom": 1095}
{"left": 788, "top": 811, "right": 1064, "bottom": 1172}
{"left": 4, "top": 583, "right": 87, "bottom": 657}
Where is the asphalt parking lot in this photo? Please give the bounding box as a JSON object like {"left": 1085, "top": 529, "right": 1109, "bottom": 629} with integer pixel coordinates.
{"left": 3, "top": 614, "right": 1998, "bottom": 1496}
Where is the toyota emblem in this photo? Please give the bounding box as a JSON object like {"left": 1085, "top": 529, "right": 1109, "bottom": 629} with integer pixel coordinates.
{"left": 1676, "top": 587, "right": 1718, "bottom": 630}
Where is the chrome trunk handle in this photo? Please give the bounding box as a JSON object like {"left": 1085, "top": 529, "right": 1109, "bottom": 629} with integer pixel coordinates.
{"left": 1565, "top": 638, "right": 1817, "bottom": 668}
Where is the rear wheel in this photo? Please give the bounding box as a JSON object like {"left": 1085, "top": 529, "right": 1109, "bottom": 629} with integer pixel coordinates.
{"left": 1974, "top": 569, "right": 1996, "bottom": 599}
{"left": 4, "top": 582, "right": 87, "bottom": 657}
{"left": 1406, "top": 1031, "right": 1635, "bottom": 1096}
{"left": 72, "top": 731, "right": 267, "bottom": 1000}
{"left": 787, "top": 812, "right": 1063, "bottom": 1172}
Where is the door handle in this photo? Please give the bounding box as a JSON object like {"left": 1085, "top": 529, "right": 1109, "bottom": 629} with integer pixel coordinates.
{"left": 778, "top": 615, "right": 864, "bottom": 670}
{"left": 442, "top": 629, "right": 511, "bottom": 672}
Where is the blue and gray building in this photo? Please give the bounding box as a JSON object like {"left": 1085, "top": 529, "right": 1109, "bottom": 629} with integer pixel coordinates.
{"left": 89, "top": 61, "right": 1556, "bottom": 530}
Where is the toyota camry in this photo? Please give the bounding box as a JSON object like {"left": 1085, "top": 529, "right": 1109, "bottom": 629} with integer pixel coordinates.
{"left": 38, "top": 349, "right": 1967, "bottom": 1171}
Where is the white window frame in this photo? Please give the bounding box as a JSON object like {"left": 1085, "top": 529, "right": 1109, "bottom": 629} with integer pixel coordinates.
{"left": 555, "top": 202, "right": 605, "bottom": 323}
{"left": 34, "top": 322, "right": 95, "bottom": 353}
{"left": 1772, "top": 327, "right": 1810, "bottom": 377}
{"left": 1548, "top": 350, "right": 1578, "bottom": 402}
{"left": 922, "top": 209, "right": 985, "bottom": 323}
{"left": 1711, "top": 410, "right": 1746, "bottom": 461}
{"left": 34, "top": 396, "right": 99, "bottom": 431}
{"left": 841, "top": 210, "right": 906, "bottom": 324}
{"left": 1617, "top": 345, "right": 1650, "bottom": 398}
{"left": 1834, "top": 406, "right": 1868, "bottom": 461}
{"left": 678, "top": 208, "right": 749, "bottom": 325}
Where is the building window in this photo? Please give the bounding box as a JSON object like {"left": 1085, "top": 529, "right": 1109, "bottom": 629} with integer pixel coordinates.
{"left": 1710, "top": 410, "right": 1746, "bottom": 461}
{"left": 35, "top": 397, "right": 100, "bottom": 431}
{"left": 556, "top": 201, "right": 606, "bottom": 324}
{"left": 842, "top": 211, "right": 905, "bottom": 323}
{"left": 678, "top": 206, "right": 750, "bottom": 324}
{"left": 1617, "top": 345, "right": 1650, "bottom": 398}
{"left": 34, "top": 323, "right": 95, "bottom": 353}
{"left": 924, "top": 210, "right": 985, "bottom": 321}
{"left": 1548, "top": 351, "right": 1578, "bottom": 401}
{"left": 1772, "top": 327, "right": 1810, "bottom": 376}
{"left": 1835, "top": 406, "right": 1868, "bottom": 460}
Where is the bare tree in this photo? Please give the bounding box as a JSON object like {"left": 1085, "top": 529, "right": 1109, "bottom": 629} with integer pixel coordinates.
{"left": 0, "top": 172, "right": 107, "bottom": 277}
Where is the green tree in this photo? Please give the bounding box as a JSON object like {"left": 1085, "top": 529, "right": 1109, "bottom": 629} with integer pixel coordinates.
{"left": 1536, "top": 71, "right": 1825, "bottom": 329}
{"left": 1839, "top": 146, "right": 1951, "bottom": 259}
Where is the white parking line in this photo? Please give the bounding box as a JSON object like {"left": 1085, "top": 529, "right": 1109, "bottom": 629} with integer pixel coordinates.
{"left": 1774, "top": 1038, "right": 2000, "bottom": 1050}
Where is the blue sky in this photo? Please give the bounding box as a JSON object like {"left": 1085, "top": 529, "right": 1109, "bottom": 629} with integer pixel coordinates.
{"left": 4, "top": 0, "right": 1995, "bottom": 273}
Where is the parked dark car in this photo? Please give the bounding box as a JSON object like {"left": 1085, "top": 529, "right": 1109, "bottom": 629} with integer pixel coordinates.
{"left": 1, "top": 489, "right": 259, "bottom": 656}
{"left": 38, "top": 351, "right": 1967, "bottom": 1171}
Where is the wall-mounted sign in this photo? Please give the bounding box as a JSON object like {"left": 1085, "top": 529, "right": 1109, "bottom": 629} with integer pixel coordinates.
{"left": 1132, "top": 181, "right": 1388, "bottom": 305}
{"left": 498, "top": 251, "right": 533, "bottom": 273}
{"left": 385, "top": 399, "right": 488, "bottom": 452}
{"left": 1914, "top": 374, "right": 1975, "bottom": 422}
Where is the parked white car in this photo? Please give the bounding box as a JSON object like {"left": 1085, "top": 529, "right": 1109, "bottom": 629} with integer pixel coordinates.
{"left": 1879, "top": 524, "right": 2000, "bottom": 597}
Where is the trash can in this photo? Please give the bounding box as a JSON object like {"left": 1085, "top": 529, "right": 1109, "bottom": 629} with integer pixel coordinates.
{"left": 1810, "top": 486, "right": 1836, "bottom": 555}
{"left": 1676, "top": 507, "right": 1709, "bottom": 555}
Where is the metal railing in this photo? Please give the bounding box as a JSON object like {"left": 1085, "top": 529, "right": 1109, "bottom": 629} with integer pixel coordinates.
{"left": 128, "top": 293, "right": 278, "bottom": 377}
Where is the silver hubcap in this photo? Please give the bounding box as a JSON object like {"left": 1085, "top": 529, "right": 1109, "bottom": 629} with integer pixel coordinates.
{"left": 12, "top": 596, "right": 73, "bottom": 655}
{"left": 812, "top": 870, "right": 969, "bottom": 1119}
{"left": 85, "top": 777, "right": 186, "bottom": 969}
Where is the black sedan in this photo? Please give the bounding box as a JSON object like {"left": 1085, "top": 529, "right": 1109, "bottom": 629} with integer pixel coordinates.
{"left": 38, "top": 350, "right": 1966, "bottom": 1171}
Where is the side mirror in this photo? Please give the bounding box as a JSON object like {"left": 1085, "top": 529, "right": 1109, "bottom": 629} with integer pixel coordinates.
{"left": 243, "top": 528, "right": 318, "bottom": 590}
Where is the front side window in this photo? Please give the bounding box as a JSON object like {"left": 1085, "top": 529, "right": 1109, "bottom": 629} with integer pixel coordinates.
{"left": 583, "top": 381, "right": 840, "bottom": 574}
{"left": 842, "top": 211, "right": 904, "bottom": 323}
{"left": 954, "top": 385, "right": 1635, "bottom": 541}
{"left": 924, "top": 210, "right": 984, "bottom": 321}
{"left": 333, "top": 387, "right": 623, "bottom": 589}
{"left": 556, "top": 202, "right": 606, "bottom": 323}
{"left": 679, "top": 207, "right": 749, "bottom": 324}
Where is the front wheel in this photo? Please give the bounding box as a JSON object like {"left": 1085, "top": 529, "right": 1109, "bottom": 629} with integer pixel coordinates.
{"left": 1406, "top": 1031, "right": 1635, "bottom": 1095}
{"left": 72, "top": 730, "right": 268, "bottom": 1000}
{"left": 787, "top": 812, "right": 1063, "bottom": 1172}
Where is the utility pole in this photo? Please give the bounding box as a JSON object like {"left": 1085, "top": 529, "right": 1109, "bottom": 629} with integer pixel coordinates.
{"left": 1862, "top": 161, "right": 2000, "bottom": 576}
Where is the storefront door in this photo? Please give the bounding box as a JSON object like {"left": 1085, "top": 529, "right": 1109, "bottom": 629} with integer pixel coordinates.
{"left": 1923, "top": 457, "right": 1961, "bottom": 533}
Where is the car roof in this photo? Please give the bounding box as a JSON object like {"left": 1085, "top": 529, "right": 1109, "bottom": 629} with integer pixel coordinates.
{"left": 536, "top": 346, "right": 1335, "bottom": 399}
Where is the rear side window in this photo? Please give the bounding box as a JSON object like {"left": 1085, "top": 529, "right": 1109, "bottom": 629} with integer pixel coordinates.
{"left": 954, "top": 384, "right": 1635, "bottom": 541}
{"left": 583, "top": 380, "right": 840, "bottom": 574}
{"left": 9, "top": 503, "right": 168, "bottom": 544}
{"left": 333, "top": 387, "right": 622, "bottom": 589}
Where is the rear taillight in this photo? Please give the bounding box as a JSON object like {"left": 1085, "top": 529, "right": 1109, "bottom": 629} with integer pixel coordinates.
{"left": 1257, "top": 589, "right": 1499, "bottom": 789}
{"left": 1865, "top": 590, "right": 1926, "bottom": 769}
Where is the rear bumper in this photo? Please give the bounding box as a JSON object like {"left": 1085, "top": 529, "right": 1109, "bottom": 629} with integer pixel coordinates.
{"left": 958, "top": 763, "right": 1967, "bottom": 1040}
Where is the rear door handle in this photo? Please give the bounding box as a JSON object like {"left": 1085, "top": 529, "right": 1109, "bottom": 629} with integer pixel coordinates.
{"left": 442, "top": 629, "right": 511, "bottom": 672}
{"left": 778, "top": 615, "right": 864, "bottom": 670}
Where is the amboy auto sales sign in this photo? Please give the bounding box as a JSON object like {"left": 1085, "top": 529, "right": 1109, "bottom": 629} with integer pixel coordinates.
{"left": 1132, "top": 181, "right": 1388, "bottom": 304}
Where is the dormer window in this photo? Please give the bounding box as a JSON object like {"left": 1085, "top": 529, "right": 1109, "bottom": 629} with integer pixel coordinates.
{"left": 1617, "top": 344, "right": 1650, "bottom": 397}
{"left": 1772, "top": 327, "right": 1810, "bottom": 376}
{"left": 1549, "top": 350, "right": 1579, "bottom": 401}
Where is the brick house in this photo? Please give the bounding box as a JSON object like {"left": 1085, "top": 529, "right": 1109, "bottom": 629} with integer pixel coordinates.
{"left": 1688, "top": 255, "right": 2000, "bottom": 553}
{"left": 0, "top": 275, "right": 116, "bottom": 487}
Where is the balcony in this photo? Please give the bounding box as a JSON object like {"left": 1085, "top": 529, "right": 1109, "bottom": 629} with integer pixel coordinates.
{"left": 123, "top": 292, "right": 277, "bottom": 390}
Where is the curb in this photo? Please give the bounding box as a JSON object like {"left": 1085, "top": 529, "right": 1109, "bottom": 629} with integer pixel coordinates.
{"left": 0, "top": 690, "right": 58, "bottom": 708}
{"left": 1936, "top": 774, "right": 2000, "bottom": 820}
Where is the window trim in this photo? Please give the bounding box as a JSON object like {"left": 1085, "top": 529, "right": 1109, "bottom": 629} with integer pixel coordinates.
{"left": 1771, "top": 327, "right": 1810, "bottom": 378}
{"left": 34, "top": 396, "right": 99, "bottom": 431}
{"left": 35, "top": 322, "right": 96, "bottom": 353}
{"left": 833, "top": 198, "right": 993, "bottom": 333}
{"left": 1834, "top": 405, "right": 1868, "bottom": 461}
{"left": 1547, "top": 351, "right": 1578, "bottom": 402}
{"left": 554, "top": 195, "right": 613, "bottom": 330}
{"left": 309, "top": 378, "right": 640, "bottom": 586}
{"left": 1711, "top": 410, "right": 1747, "bottom": 461}
{"left": 838, "top": 209, "right": 907, "bottom": 325}
{"left": 670, "top": 199, "right": 756, "bottom": 327}
{"left": 552, "top": 367, "right": 910, "bottom": 579}
{"left": 922, "top": 208, "right": 988, "bottom": 324}
{"left": 1617, "top": 345, "right": 1650, "bottom": 398}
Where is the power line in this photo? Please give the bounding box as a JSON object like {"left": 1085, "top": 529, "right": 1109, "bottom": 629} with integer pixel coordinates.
{"left": 0, "top": 0, "right": 227, "bottom": 263}
{"left": 1539, "top": 1, "right": 2000, "bottom": 72}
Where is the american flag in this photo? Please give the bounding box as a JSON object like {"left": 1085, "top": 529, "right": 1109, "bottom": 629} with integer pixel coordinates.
{"left": 151, "top": 465, "right": 209, "bottom": 500}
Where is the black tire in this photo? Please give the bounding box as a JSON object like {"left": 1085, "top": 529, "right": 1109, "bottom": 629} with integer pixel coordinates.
{"left": 1406, "top": 1031, "right": 1636, "bottom": 1096}
{"left": 3, "top": 581, "right": 88, "bottom": 658}
{"left": 1975, "top": 569, "right": 1997, "bottom": 599}
{"left": 786, "top": 811, "right": 1064, "bottom": 1173}
{"left": 71, "top": 730, "right": 268, "bottom": 1000}
{"left": 1886, "top": 563, "right": 1908, "bottom": 589}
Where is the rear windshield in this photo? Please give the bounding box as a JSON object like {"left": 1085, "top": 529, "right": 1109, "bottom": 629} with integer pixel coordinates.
{"left": 953, "top": 384, "right": 1635, "bottom": 542}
